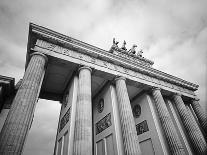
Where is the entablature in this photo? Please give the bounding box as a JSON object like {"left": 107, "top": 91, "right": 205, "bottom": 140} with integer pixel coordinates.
{"left": 27, "top": 23, "right": 198, "bottom": 99}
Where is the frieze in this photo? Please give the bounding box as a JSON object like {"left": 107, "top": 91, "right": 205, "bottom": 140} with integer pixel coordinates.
{"left": 96, "top": 113, "right": 112, "bottom": 135}
{"left": 31, "top": 24, "right": 198, "bottom": 91}
{"left": 90, "top": 57, "right": 96, "bottom": 64}
{"left": 33, "top": 26, "right": 153, "bottom": 67}
{"left": 59, "top": 107, "right": 71, "bottom": 132}
{"left": 34, "top": 39, "right": 196, "bottom": 96}
{"left": 112, "top": 50, "right": 152, "bottom": 67}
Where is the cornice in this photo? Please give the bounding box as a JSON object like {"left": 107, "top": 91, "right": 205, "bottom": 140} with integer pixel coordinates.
{"left": 27, "top": 23, "right": 199, "bottom": 91}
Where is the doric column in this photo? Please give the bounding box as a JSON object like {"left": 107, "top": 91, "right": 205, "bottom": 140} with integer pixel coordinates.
{"left": 73, "top": 66, "right": 92, "bottom": 155}
{"left": 115, "top": 76, "right": 141, "bottom": 155}
{"left": 191, "top": 98, "right": 207, "bottom": 133}
{"left": 173, "top": 94, "right": 207, "bottom": 155}
{"left": 0, "top": 52, "right": 47, "bottom": 155}
{"left": 152, "top": 87, "right": 185, "bottom": 155}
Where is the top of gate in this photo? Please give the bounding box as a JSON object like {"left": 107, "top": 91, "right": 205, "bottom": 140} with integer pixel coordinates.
{"left": 27, "top": 23, "right": 153, "bottom": 67}
{"left": 26, "top": 23, "right": 199, "bottom": 91}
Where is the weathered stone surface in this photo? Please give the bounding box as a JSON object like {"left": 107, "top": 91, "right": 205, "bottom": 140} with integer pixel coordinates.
{"left": 73, "top": 66, "right": 92, "bottom": 155}
{"left": 115, "top": 76, "right": 142, "bottom": 155}
{"left": 152, "top": 88, "right": 185, "bottom": 155}
{"left": 0, "top": 52, "right": 47, "bottom": 155}
{"left": 35, "top": 38, "right": 197, "bottom": 97}
{"left": 173, "top": 94, "right": 207, "bottom": 155}
{"left": 191, "top": 99, "right": 207, "bottom": 133}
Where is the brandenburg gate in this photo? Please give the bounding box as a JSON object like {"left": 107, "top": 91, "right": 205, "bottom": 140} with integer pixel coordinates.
{"left": 0, "top": 23, "right": 206, "bottom": 155}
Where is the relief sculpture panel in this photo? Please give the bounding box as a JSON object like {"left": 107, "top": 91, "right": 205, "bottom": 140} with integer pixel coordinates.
{"left": 136, "top": 120, "right": 149, "bottom": 136}
{"left": 96, "top": 113, "right": 112, "bottom": 135}
{"left": 59, "top": 107, "right": 71, "bottom": 132}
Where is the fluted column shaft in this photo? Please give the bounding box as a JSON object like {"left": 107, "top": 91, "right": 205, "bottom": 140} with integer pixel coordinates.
{"left": 173, "top": 94, "right": 207, "bottom": 155}
{"left": 0, "top": 52, "right": 47, "bottom": 155}
{"left": 152, "top": 88, "right": 185, "bottom": 155}
{"left": 115, "top": 76, "right": 142, "bottom": 155}
{"left": 73, "top": 66, "right": 92, "bottom": 155}
{"left": 191, "top": 99, "right": 207, "bottom": 133}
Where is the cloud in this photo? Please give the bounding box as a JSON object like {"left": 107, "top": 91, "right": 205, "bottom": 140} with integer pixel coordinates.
{"left": 0, "top": 0, "right": 206, "bottom": 154}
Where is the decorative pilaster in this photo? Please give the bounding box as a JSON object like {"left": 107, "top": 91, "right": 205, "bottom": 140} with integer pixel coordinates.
{"left": 191, "top": 98, "right": 207, "bottom": 133}
{"left": 152, "top": 87, "right": 185, "bottom": 155}
{"left": 173, "top": 94, "right": 207, "bottom": 155}
{"left": 115, "top": 76, "right": 142, "bottom": 155}
{"left": 0, "top": 52, "right": 47, "bottom": 155}
{"left": 73, "top": 66, "right": 92, "bottom": 155}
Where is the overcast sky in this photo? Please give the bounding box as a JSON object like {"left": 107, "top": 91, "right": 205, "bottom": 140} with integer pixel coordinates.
{"left": 0, "top": 0, "right": 206, "bottom": 155}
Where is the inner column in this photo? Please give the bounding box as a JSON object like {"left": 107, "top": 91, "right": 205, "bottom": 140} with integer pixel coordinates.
{"left": 115, "top": 76, "right": 142, "bottom": 155}
{"left": 73, "top": 66, "right": 92, "bottom": 155}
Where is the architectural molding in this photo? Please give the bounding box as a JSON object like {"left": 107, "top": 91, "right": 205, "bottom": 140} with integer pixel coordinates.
{"left": 78, "top": 66, "right": 92, "bottom": 73}
{"left": 114, "top": 76, "right": 126, "bottom": 82}
{"left": 27, "top": 23, "right": 198, "bottom": 93}
{"left": 151, "top": 86, "right": 161, "bottom": 91}
{"left": 30, "top": 52, "right": 48, "bottom": 63}
{"left": 32, "top": 39, "right": 196, "bottom": 98}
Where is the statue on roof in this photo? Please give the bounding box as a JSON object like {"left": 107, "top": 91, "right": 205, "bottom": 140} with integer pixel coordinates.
{"left": 136, "top": 49, "right": 143, "bottom": 57}
{"left": 109, "top": 38, "right": 119, "bottom": 53}
{"left": 121, "top": 40, "right": 127, "bottom": 51}
{"left": 128, "top": 44, "right": 137, "bottom": 55}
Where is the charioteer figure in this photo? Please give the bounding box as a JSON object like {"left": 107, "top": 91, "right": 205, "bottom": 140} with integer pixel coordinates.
{"left": 109, "top": 38, "right": 119, "bottom": 53}
{"left": 121, "top": 40, "right": 127, "bottom": 51}
{"left": 128, "top": 44, "right": 137, "bottom": 55}
{"left": 136, "top": 49, "right": 143, "bottom": 57}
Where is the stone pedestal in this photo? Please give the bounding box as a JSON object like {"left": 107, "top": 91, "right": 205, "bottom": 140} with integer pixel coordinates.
{"left": 0, "top": 52, "right": 47, "bottom": 155}
{"left": 115, "top": 76, "right": 141, "bottom": 155}
{"left": 152, "top": 88, "right": 185, "bottom": 155}
{"left": 73, "top": 66, "right": 92, "bottom": 155}
{"left": 173, "top": 94, "right": 207, "bottom": 155}
{"left": 191, "top": 99, "right": 207, "bottom": 133}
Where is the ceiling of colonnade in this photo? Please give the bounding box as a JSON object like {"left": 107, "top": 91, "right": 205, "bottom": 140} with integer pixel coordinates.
{"left": 40, "top": 55, "right": 145, "bottom": 102}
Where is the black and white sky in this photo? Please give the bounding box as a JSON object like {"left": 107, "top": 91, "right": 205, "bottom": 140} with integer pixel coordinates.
{"left": 0, "top": 0, "right": 206, "bottom": 155}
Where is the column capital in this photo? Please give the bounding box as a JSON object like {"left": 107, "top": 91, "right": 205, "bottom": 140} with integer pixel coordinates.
{"left": 78, "top": 65, "right": 92, "bottom": 73}
{"left": 30, "top": 52, "right": 48, "bottom": 63}
{"left": 114, "top": 76, "right": 126, "bottom": 81}
{"left": 151, "top": 86, "right": 161, "bottom": 91}
{"left": 192, "top": 98, "right": 200, "bottom": 101}
{"left": 173, "top": 92, "right": 182, "bottom": 97}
